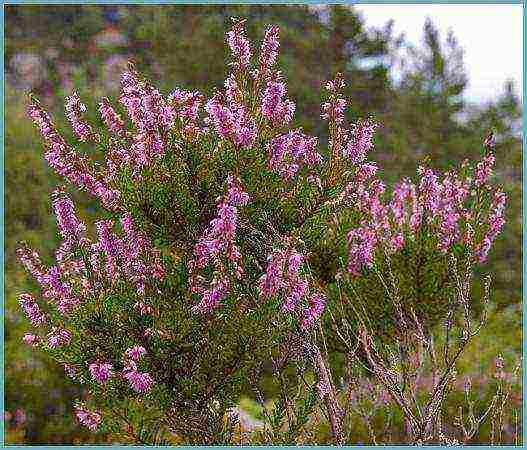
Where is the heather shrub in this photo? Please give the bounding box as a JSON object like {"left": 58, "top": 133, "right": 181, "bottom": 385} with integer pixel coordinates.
{"left": 16, "top": 19, "right": 515, "bottom": 445}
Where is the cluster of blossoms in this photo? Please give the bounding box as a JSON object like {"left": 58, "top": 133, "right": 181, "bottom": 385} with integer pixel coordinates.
{"left": 204, "top": 22, "right": 258, "bottom": 149}
{"left": 259, "top": 245, "right": 326, "bottom": 330}
{"left": 474, "top": 190, "right": 506, "bottom": 263}
{"left": 98, "top": 98, "right": 127, "bottom": 138}
{"left": 18, "top": 190, "right": 164, "bottom": 348}
{"left": 64, "top": 91, "right": 95, "bottom": 142}
{"left": 257, "top": 25, "right": 280, "bottom": 79}
{"left": 86, "top": 347, "right": 153, "bottom": 395}
{"left": 226, "top": 19, "right": 252, "bottom": 71}
{"left": 267, "top": 130, "right": 323, "bottom": 181}
{"left": 52, "top": 190, "right": 89, "bottom": 261}
{"left": 188, "top": 177, "right": 250, "bottom": 313}
{"left": 260, "top": 79, "right": 296, "bottom": 127}
{"left": 20, "top": 190, "right": 163, "bottom": 316}
{"left": 18, "top": 293, "right": 47, "bottom": 327}
{"left": 257, "top": 26, "right": 295, "bottom": 127}
{"left": 168, "top": 88, "right": 204, "bottom": 137}
{"left": 118, "top": 69, "right": 174, "bottom": 169}
{"left": 74, "top": 403, "right": 102, "bottom": 432}
{"left": 47, "top": 328, "right": 72, "bottom": 349}
{"left": 89, "top": 361, "right": 114, "bottom": 384}
{"left": 321, "top": 76, "right": 378, "bottom": 164}
{"left": 27, "top": 100, "right": 120, "bottom": 210}
{"left": 90, "top": 213, "right": 165, "bottom": 295}
{"left": 205, "top": 92, "right": 257, "bottom": 149}
{"left": 344, "top": 153, "right": 506, "bottom": 275}
{"left": 122, "top": 346, "right": 154, "bottom": 394}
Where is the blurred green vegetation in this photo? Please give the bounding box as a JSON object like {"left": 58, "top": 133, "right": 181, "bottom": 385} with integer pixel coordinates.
{"left": 4, "top": 5, "right": 522, "bottom": 444}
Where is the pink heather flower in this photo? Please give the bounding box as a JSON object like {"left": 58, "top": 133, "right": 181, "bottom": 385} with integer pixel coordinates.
{"left": 99, "top": 98, "right": 126, "bottom": 137}
{"left": 89, "top": 361, "right": 114, "bottom": 384}
{"left": 169, "top": 88, "right": 204, "bottom": 124}
{"left": 124, "top": 371, "right": 154, "bottom": 393}
{"left": 205, "top": 93, "right": 233, "bottom": 138}
{"left": 40, "top": 265, "right": 81, "bottom": 316}
{"left": 232, "top": 106, "right": 257, "bottom": 148}
{"left": 205, "top": 95, "right": 257, "bottom": 149}
{"left": 437, "top": 211, "right": 460, "bottom": 253}
{"left": 93, "top": 220, "right": 121, "bottom": 284}
{"left": 47, "top": 328, "right": 71, "bottom": 349}
{"left": 325, "top": 75, "right": 346, "bottom": 93}
{"left": 224, "top": 74, "right": 242, "bottom": 105}
{"left": 267, "top": 130, "right": 322, "bottom": 180}
{"left": 356, "top": 163, "right": 379, "bottom": 184}
{"left": 189, "top": 178, "right": 250, "bottom": 310}
{"left": 417, "top": 166, "right": 441, "bottom": 217}
{"left": 260, "top": 247, "right": 324, "bottom": 327}
{"left": 475, "top": 154, "right": 496, "bottom": 187}
{"left": 64, "top": 91, "right": 94, "bottom": 141}
{"left": 75, "top": 404, "right": 102, "bottom": 432}
{"left": 390, "top": 179, "right": 414, "bottom": 227}
{"left": 388, "top": 233, "right": 405, "bottom": 254}
{"left": 64, "top": 364, "right": 77, "bottom": 380}
{"left": 27, "top": 101, "right": 57, "bottom": 142}
{"left": 287, "top": 252, "right": 304, "bottom": 277}
{"left": 475, "top": 190, "right": 507, "bottom": 263}
{"left": 18, "top": 293, "right": 47, "bottom": 326}
{"left": 17, "top": 246, "right": 46, "bottom": 286}
{"left": 119, "top": 213, "right": 165, "bottom": 293}
{"left": 344, "top": 119, "right": 378, "bottom": 163}
{"left": 300, "top": 293, "right": 326, "bottom": 330}
{"left": 192, "top": 279, "right": 228, "bottom": 313}
{"left": 52, "top": 191, "right": 88, "bottom": 260}
{"left": 22, "top": 334, "right": 40, "bottom": 347}
{"left": 226, "top": 175, "right": 250, "bottom": 206}
{"left": 321, "top": 98, "right": 347, "bottom": 125}
{"left": 261, "top": 81, "right": 296, "bottom": 126}
{"left": 259, "top": 249, "right": 287, "bottom": 298}
{"left": 282, "top": 279, "right": 308, "bottom": 313}
{"left": 259, "top": 25, "right": 280, "bottom": 77}
{"left": 227, "top": 21, "right": 252, "bottom": 69}
{"left": 28, "top": 100, "right": 120, "bottom": 210}
{"left": 125, "top": 346, "right": 147, "bottom": 361}
{"left": 347, "top": 226, "right": 378, "bottom": 276}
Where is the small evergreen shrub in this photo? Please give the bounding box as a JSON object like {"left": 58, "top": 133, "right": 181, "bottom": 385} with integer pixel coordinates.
{"left": 17, "top": 19, "right": 511, "bottom": 444}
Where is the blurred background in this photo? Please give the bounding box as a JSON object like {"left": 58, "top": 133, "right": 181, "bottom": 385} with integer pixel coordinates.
{"left": 4, "top": 5, "right": 522, "bottom": 444}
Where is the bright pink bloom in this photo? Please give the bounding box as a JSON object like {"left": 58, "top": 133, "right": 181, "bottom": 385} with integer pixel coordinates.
{"left": 47, "top": 328, "right": 71, "bottom": 349}
{"left": 125, "top": 346, "right": 147, "bottom": 361}
{"left": 344, "top": 119, "right": 378, "bottom": 164}
{"left": 261, "top": 81, "right": 295, "bottom": 126}
{"left": 75, "top": 404, "right": 102, "bottom": 432}
{"left": 65, "top": 91, "right": 94, "bottom": 142}
{"left": 99, "top": 98, "right": 126, "bottom": 137}
{"left": 267, "top": 130, "right": 322, "bottom": 180}
{"left": 347, "top": 226, "right": 378, "bottom": 276}
{"left": 227, "top": 21, "right": 252, "bottom": 69}
{"left": 259, "top": 25, "right": 280, "bottom": 77}
{"left": 18, "top": 293, "right": 47, "bottom": 326}
{"left": 22, "top": 334, "right": 40, "bottom": 347}
{"left": 475, "top": 154, "right": 496, "bottom": 187}
{"left": 89, "top": 361, "right": 114, "bottom": 384}
{"left": 52, "top": 190, "right": 88, "bottom": 261}
{"left": 124, "top": 371, "right": 154, "bottom": 393}
{"left": 300, "top": 293, "right": 326, "bottom": 330}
